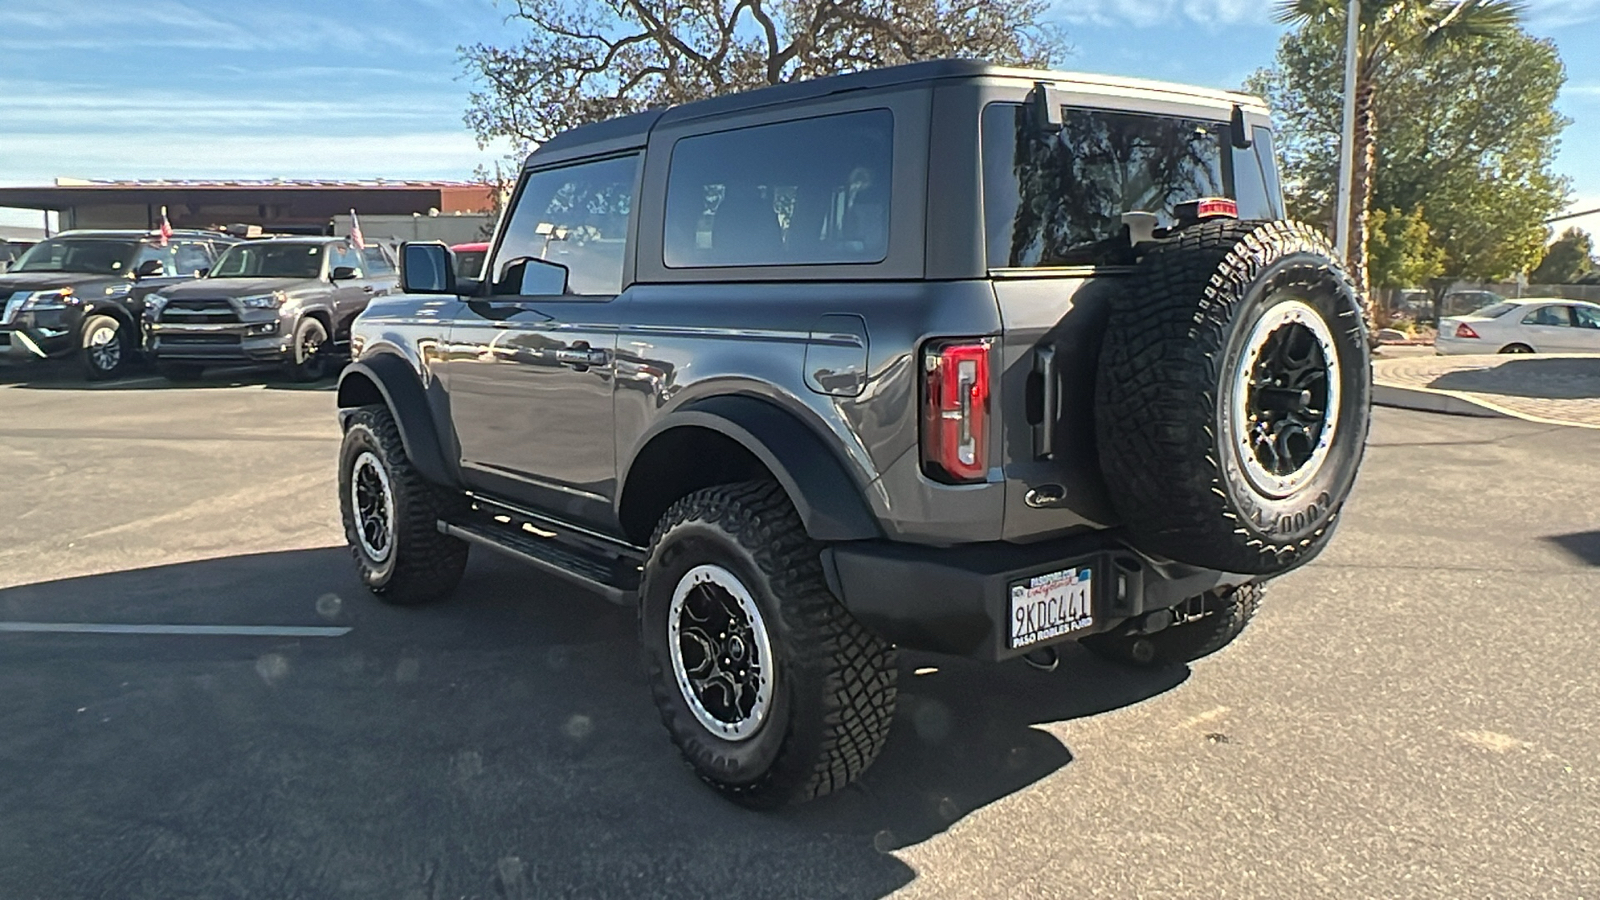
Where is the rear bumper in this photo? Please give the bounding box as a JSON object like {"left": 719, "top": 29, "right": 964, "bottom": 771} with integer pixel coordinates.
{"left": 822, "top": 532, "right": 1252, "bottom": 661}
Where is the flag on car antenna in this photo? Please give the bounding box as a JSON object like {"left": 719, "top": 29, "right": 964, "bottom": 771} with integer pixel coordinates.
{"left": 349, "top": 209, "right": 366, "bottom": 251}
{"left": 158, "top": 207, "right": 173, "bottom": 247}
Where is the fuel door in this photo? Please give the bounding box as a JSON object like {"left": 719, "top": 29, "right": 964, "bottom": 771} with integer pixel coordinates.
{"left": 804, "top": 314, "right": 868, "bottom": 397}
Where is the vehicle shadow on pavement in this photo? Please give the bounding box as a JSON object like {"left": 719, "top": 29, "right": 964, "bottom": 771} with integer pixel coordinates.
{"left": 0, "top": 548, "right": 1184, "bottom": 899}
{"left": 1542, "top": 530, "right": 1600, "bottom": 566}
{"left": 1428, "top": 356, "right": 1600, "bottom": 400}
{"left": 0, "top": 359, "right": 336, "bottom": 391}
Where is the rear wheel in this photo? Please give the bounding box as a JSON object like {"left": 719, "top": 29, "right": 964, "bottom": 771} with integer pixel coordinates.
{"left": 79, "top": 314, "right": 131, "bottom": 381}
{"left": 639, "top": 480, "right": 897, "bottom": 808}
{"left": 1095, "top": 220, "right": 1371, "bottom": 576}
{"left": 1082, "top": 583, "right": 1263, "bottom": 667}
{"left": 339, "top": 405, "right": 468, "bottom": 605}
{"left": 1499, "top": 343, "right": 1534, "bottom": 354}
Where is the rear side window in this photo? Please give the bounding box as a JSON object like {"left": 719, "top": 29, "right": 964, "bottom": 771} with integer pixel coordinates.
{"left": 664, "top": 109, "right": 894, "bottom": 268}
{"left": 982, "top": 103, "right": 1232, "bottom": 269}
{"left": 361, "top": 246, "right": 395, "bottom": 276}
{"left": 1523, "top": 305, "right": 1573, "bottom": 327}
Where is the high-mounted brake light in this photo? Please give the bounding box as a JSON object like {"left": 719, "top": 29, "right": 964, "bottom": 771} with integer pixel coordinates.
{"left": 1175, "top": 197, "right": 1239, "bottom": 224}
{"left": 1456, "top": 323, "right": 1480, "bottom": 339}
{"left": 921, "top": 339, "right": 992, "bottom": 484}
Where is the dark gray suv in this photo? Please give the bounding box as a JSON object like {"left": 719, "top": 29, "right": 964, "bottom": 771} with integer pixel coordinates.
{"left": 146, "top": 237, "right": 397, "bottom": 381}
{"left": 334, "top": 60, "right": 1371, "bottom": 807}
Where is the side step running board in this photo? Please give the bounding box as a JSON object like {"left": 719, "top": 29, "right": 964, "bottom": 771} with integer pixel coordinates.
{"left": 439, "top": 512, "right": 643, "bottom": 605}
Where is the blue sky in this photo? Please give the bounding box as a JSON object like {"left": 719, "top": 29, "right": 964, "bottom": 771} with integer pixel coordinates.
{"left": 2, "top": 0, "right": 1597, "bottom": 238}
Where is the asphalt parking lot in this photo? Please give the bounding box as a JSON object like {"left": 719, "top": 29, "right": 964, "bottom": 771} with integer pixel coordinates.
{"left": 2, "top": 360, "right": 1598, "bottom": 899}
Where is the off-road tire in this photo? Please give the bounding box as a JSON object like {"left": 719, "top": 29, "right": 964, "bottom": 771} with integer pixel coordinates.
{"left": 286, "top": 317, "right": 330, "bottom": 382}
{"left": 1096, "top": 220, "right": 1371, "bottom": 576}
{"left": 80, "top": 314, "right": 130, "bottom": 381}
{"left": 156, "top": 361, "right": 206, "bottom": 382}
{"left": 639, "top": 480, "right": 897, "bottom": 808}
{"left": 1081, "top": 583, "right": 1263, "bottom": 668}
{"left": 339, "top": 404, "right": 468, "bottom": 605}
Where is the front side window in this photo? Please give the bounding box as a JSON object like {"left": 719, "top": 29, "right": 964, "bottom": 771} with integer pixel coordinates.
{"left": 330, "top": 243, "right": 364, "bottom": 275}
{"left": 1574, "top": 306, "right": 1600, "bottom": 329}
{"left": 211, "top": 243, "right": 326, "bottom": 279}
{"left": 493, "top": 154, "right": 639, "bottom": 296}
{"left": 663, "top": 109, "right": 894, "bottom": 268}
{"left": 1523, "top": 306, "right": 1573, "bottom": 327}
{"left": 12, "top": 238, "right": 137, "bottom": 275}
{"left": 982, "top": 104, "right": 1232, "bottom": 269}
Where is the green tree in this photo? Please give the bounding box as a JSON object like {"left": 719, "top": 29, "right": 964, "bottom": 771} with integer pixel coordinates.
{"left": 1253, "top": 9, "right": 1569, "bottom": 292}
{"left": 1268, "top": 0, "right": 1529, "bottom": 306}
{"left": 1530, "top": 227, "right": 1595, "bottom": 285}
{"left": 1367, "top": 206, "right": 1444, "bottom": 288}
{"left": 461, "top": 0, "right": 1064, "bottom": 151}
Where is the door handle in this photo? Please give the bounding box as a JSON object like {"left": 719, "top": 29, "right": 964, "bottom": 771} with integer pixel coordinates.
{"left": 555, "top": 341, "right": 606, "bottom": 368}
{"left": 362, "top": 286, "right": 376, "bottom": 293}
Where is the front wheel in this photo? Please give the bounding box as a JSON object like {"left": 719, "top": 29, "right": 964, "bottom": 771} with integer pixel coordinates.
{"left": 339, "top": 405, "right": 468, "bottom": 604}
{"left": 286, "top": 317, "right": 330, "bottom": 382}
{"left": 80, "top": 314, "right": 131, "bottom": 381}
{"left": 639, "top": 480, "right": 898, "bottom": 808}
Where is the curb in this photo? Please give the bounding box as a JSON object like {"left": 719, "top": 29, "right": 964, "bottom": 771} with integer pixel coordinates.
{"left": 1371, "top": 383, "right": 1509, "bottom": 419}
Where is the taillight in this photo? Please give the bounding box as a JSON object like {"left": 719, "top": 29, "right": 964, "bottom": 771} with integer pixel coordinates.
{"left": 1456, "top": 323, "right": 1480, "bottom": 339}
{"left": 921, "top": 339, "right": 992, "bottom": 484}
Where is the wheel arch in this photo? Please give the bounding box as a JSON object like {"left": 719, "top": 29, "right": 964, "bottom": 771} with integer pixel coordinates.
{"left": 617, "top": 395, "right": 882, "bottom": 546}
{"left": 337, "top": 353, "right": 454, "bottom": 488}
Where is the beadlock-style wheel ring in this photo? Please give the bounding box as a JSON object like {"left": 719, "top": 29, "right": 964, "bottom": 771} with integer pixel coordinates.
{"left": 350, "top": 450, "right": 395, "bottom": 563}
{"left": 668, "top": 564, "right": 775, "bottom": 742}
{"left": 1230, "top": 298, "right": 1343, "bottom": 499}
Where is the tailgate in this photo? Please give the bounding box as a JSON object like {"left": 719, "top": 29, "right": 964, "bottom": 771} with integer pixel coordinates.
{"left": 991, "top": 275, "right": 1121, "bottom": 541}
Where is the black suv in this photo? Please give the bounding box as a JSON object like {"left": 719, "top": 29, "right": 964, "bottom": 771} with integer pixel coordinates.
{"left": 335, "top": 60, "right": 1371, "bottom": 807}
{"left": 146, "top": 237, "right": 397, "bottom": 381}
{"left": 0, "top": 229, "right": 237, "bottom": 379}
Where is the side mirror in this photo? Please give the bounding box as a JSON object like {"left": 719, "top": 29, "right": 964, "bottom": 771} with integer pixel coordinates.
{"left": 330, "top": 265, "right": 360, "bottom": 281}
{"left": 399, "top": 242, "right": 457, "bottom": 295}
{"left": 196, "top": 268, "right": 210, "bottom": 278}
{"left": 134, "top": 259, "right": 165, "bottom": 278}
{"left": 496, "top": 256, "right": 569, "bottom": 296}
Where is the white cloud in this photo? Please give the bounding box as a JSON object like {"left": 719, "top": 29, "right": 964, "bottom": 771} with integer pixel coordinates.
{"left": 1054, "top": 0, "right": 1272, "bottom": 29}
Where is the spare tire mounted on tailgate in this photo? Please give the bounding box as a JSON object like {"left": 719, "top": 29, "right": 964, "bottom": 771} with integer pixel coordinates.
{"left": 1095, "top": 219, "right": 1371, "bottom": 576}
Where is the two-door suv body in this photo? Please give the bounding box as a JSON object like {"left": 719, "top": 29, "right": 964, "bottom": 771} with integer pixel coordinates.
{"left": 335, "top": 60, "right": 1370, "bottom": 806}
{"left": 146, "top": 237, "right": 397, "bottom": 381}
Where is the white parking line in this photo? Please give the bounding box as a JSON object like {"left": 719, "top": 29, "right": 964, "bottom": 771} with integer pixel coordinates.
{"left": 0, "top": 622, "right": 351, "bottom": 637}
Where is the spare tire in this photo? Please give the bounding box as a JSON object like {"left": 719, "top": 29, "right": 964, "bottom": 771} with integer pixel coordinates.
{"left": 1094, "top": 220, "right": 1370, "bottom": 576}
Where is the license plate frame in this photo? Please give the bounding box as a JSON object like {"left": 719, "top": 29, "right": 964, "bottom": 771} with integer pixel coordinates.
{"left": 1008, "top": 566, "right": 1094, "bottom": 650}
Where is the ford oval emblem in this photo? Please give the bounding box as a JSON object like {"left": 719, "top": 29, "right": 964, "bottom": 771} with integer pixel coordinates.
{"left": 1024, "top": 484, "right": 1068, "bottom": 509}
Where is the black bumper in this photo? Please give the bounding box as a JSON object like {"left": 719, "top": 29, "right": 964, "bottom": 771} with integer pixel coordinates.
{"left": 822, "top": 531, "right": 1252, "bottom": 661}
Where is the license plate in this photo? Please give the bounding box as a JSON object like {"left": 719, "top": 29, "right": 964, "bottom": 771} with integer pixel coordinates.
{"left": 1009, "top": 567, "right": 1093, "bottom": 650}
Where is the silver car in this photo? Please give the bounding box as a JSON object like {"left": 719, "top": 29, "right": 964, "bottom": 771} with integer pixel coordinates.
{"left": 1435, "top": 298, "right": 1600, "bottom": 355}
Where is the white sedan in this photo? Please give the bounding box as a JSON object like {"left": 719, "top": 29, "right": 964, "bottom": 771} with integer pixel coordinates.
{"left": 1435, "top": 298, "right": 1600, "bottom": 355}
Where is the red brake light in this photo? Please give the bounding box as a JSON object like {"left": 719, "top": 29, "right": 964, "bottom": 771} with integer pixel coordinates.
{"left": 1176, "top": 197, "right": 1239, "bottom": 223}
{"left": 921, "top": 339, "right": 992, "bottom": 484}
{"left": 1456, "top": 323, "right": 1480, "bottom": 339}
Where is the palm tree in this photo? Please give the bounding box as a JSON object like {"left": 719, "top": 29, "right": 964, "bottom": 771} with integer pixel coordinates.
{"left": 1275, "top": 0, "right": 1522, "bottom": 308}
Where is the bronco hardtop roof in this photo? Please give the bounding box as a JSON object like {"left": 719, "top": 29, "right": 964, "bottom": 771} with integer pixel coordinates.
{"left": 527, "top": 58, "right": 1268, "bottom": 167}
{"left": 50, "top": 228, "right": 236, "bottom": 240}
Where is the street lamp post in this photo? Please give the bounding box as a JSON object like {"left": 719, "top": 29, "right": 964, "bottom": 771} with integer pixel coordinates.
{"left": 1334, "top": 0, "right": 1360, "bottom": 262}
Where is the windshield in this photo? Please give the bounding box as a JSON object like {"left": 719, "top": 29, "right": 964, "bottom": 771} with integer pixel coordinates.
{"left": 210, "top": 243, "right": 326, "bottom": 279}
{"left": 11, "top": 237, "right": 138, "bottom": 275}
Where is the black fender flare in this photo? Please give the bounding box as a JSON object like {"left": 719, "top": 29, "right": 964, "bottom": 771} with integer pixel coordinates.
{"left": 624, "top": 395, "right": 882, "bottom": 542}
{"left": 337, "top": 354, "right": 454, "bottom": 488}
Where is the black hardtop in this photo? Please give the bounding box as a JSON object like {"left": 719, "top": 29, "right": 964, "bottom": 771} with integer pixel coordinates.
{"left": 51, "top": 228, "right": 235, "bottom": 241}
{"left": 525, "top": 58, "right": 1265, "bottom": 168}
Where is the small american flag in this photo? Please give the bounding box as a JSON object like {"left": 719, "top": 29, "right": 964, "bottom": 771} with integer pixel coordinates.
{"left": 349, "top": 209, "right": 366, "bottom": 251}
{"left": 158, "top": 206, "right": 173, "bottom": 247}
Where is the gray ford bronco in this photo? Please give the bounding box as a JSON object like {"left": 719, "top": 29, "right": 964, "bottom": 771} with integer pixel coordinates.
{"left": 335, "top": 60, "right": 1370, "bottom": 807}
